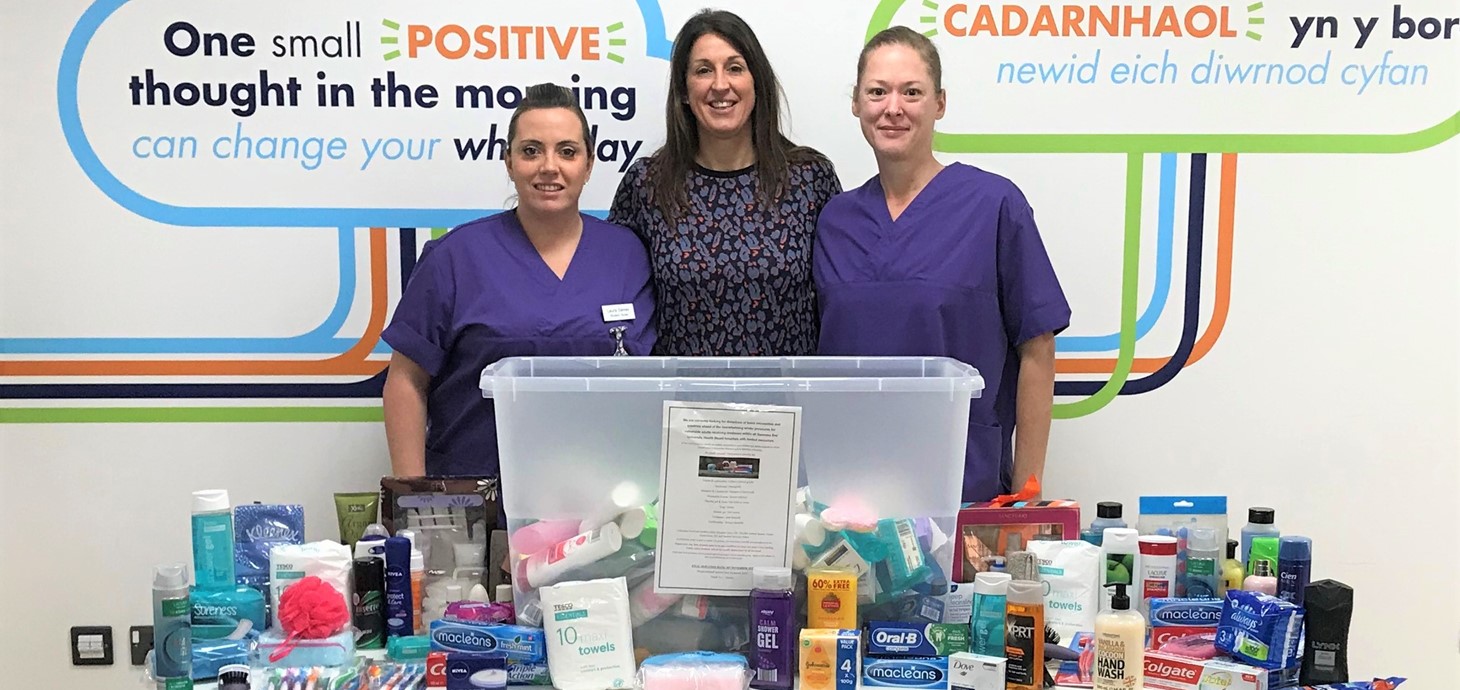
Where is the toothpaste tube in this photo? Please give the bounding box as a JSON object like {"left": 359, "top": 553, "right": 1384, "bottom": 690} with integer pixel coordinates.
{"left": 1148, "top": 597, "right": 1223, "bottom": 649}
{"left": 507, "top": 660, "right": 552, "bottom": 686}
{"left": 446, "top": 652, "right": 508, "bottom": 690}
{"left": 862, "top": 656, "right": 950, "bottom": 689}
{"left": 867, "top": 621, "right": 971, "bottom": 657}
{"left": 1143, "top": 651, "right": 1269, "bottom": 690}
{"left": 1215, "top": 591, "right": 1304, "bottom": 671}
{"left": 428, "top": 619, "right": 546, "bottom": 662}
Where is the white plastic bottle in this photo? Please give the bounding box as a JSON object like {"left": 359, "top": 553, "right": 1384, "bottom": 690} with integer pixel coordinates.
{"left": 516, "top": 522, "right": 624, "bottom": 589}
{"left": 1093, "top": 583, "right": 1144, "bottom": 690}
{"left": 1100, "top": 528, "right": 1140, "bottom": 609}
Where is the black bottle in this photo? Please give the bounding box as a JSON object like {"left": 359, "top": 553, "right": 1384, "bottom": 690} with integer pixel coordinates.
{"left": 1301, "top": 579, "right": 1353, "bottom": 685}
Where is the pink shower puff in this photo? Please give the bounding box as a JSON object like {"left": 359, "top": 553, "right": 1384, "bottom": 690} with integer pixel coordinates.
{"left": 820, "top": 502, "right": 879, "bottom": 533}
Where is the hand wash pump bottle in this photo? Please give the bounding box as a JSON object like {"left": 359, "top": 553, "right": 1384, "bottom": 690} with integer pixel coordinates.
{"left": 1093, "top": 583, "right": 1144, "bottom": 690}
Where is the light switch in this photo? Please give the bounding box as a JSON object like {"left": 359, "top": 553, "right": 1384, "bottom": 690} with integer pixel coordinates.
{"left": 70, "top": 626, "right": 113, "bottom": 666}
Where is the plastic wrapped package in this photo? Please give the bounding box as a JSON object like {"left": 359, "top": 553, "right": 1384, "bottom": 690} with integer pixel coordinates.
{"left": 639, "top": 652, "right": 751, "bottom": 690}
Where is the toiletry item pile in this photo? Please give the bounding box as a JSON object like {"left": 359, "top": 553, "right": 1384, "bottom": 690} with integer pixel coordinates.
{"left": 502, "top": 484, "right": 961, "bottom": 663}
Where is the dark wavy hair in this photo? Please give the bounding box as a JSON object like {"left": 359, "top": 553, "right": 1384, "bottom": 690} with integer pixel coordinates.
{"left": 506, "top": 82, "right": 594, "bottom": 151}
{"left": 647, "top": 9, "right": 819, "bottom": 220}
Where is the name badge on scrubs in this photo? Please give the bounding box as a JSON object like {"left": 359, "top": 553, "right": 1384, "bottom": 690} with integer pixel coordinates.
{"left": 601, "top": 303, "right": 636, "bottom": 322}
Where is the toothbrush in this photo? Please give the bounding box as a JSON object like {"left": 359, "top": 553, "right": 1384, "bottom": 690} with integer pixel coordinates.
{"left": 304, "top": 667, "right": 321, "bottom": 690}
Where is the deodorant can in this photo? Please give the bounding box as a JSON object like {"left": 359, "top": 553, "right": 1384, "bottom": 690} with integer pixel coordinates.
{"left": 352, "top": 557, "right": 386, "bottom": 649}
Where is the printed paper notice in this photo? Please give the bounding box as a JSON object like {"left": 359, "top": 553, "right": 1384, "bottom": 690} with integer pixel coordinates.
{"left": 654, "top": 401, "right": 801, "bottom": 596}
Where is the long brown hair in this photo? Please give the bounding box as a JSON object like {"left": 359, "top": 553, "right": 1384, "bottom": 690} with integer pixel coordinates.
{"left": 647, "top": 9, "right": 819, "bottom": 221}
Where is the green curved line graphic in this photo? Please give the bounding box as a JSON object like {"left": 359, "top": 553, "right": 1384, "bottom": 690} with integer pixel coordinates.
{"left": 865, "top": 0, "right": 1460, "bottom": 154}
{"left": 1052, "top": 154, "right": 1141, "bottom": 419}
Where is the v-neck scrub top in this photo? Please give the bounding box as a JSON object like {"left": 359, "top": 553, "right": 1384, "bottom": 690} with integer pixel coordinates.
{"left": 813, "top": 163, "right": 1070, "bottom": 502}
{"left": 382, "top": 211, "right": 657, "bottom": 478}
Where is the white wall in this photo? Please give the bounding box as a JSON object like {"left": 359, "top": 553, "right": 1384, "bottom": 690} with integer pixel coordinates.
{"left": 3, "top": 1, "right": 1458, "bottom": 688}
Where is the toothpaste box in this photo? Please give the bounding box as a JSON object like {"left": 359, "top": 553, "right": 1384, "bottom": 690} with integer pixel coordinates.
{"left": 427, "top": 652, "right": 447, "bottom": 687}
{"left": 867, "top": 621, "right": 971, "bottom": 657}
{"left": 1148, "top": 597, "right": 1224, "bottom": 649}
{"left": 1143, "top": 651, "right": 1268, "bottom": 690}
{"left": 948, "top": 653, "right": 1005, "bottom": 690}
{"left": 862, "top": 656, "right": 950, "bottom": 690}
{"left": 428, "top": 619, "right": 546, "bottom": 662}
{"left": 445, "top": 652, "right": 507, "bottom": 690}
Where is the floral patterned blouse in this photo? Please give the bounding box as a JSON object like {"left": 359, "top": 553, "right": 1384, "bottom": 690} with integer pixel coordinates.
{"left": 608, "top": 155, "right": 842, "bottom": 356}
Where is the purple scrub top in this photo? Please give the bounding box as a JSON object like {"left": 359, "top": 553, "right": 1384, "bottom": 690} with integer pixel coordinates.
{"left": 813, "top": 163, "right": 1070, "bottom": 502}
{"left": 382, "top": 210, "right": 656, "bottom": 479}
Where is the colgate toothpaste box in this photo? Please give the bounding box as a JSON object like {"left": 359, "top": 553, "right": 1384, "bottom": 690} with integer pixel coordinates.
{"left": 1143, "top": 651, "right": 1268, "bottom": 690}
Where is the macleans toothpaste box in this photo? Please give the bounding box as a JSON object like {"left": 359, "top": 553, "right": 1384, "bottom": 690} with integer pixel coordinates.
{"left": 862, "top": 656, "right": 950, "bottom": 690}
{"left": 428, "top": 619, "right": 546, "bottom": 662}
{"left": 1143, "top": 651, "right": 1268, "bottom": 690}
{"left": 1148, "top": 597, "right": 1224, "bottom": 649}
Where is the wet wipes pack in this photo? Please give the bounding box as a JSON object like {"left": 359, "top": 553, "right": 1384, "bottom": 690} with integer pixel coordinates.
{"left": 1216, "top": 590, "right": 1304, "bottom": 671}
{"left": 540, "top": 578, "right": 636, "bottom": 690}
{"left": 233, "top": 503, "right": 303, "bottom": 594}
{"left": 429, "top": 619, "right": 546, "bottom": 662}
{"left": 1027, "top": 540, "right": 1100, "bottom": 640}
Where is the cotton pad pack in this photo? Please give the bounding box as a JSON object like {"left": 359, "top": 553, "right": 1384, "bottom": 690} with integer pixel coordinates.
{"left": 540, "top": 577, "right": 636, "bottom": 690}
{"left": 1027, "top": 540, "right": 1100, "bottom": 639}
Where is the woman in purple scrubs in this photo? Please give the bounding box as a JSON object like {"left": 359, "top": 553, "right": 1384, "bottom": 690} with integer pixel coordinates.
{"left": 382, "top": 84, "right": 656, "bottom": 479}
{"left": 814, "top": 28, "right": 1071, "bottom": 502}
{"left": 609, "top": 9, "right": 842, "bottom": 356}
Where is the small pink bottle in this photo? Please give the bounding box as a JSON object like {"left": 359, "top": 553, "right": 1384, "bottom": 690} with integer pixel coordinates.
{"left": 1242, "top": 560, "right": 1278, "bottom": 595}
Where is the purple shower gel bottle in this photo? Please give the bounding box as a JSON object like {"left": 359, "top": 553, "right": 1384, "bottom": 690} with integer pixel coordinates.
{"left": 750, "top": 566, "right": 796, "bottom": 690}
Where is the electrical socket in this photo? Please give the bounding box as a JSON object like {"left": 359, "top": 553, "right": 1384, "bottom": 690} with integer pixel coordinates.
{"left": 129, "top": 626, "right": 154, "bottom": 666}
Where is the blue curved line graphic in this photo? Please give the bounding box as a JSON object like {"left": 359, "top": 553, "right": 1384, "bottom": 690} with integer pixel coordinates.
{"left": 56, "top": 0, "right": 647, "bottom": 228}
{"left": 634, "top": 0, "right": 673, "bottom": 60}
{"left": 1056, "top": 153, "right": 1206, "bottom": 396}
{"left": 0, "top": 227, "right": 359, "bottom": 354}
{"left": 1055, "top": 152, "right": 1176, "bottom": 353}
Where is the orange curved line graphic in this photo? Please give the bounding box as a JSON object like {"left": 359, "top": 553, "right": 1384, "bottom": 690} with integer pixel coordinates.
{"left": 1056, "top": 153, "right": 1237, "bottom": 375}
{"left": 0, "top": 228, "right": 390, "bottom": 377}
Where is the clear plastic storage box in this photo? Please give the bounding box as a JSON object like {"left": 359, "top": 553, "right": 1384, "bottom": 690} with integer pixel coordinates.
{"left": 480, "top": 356, "right": 984, "bottom": 655}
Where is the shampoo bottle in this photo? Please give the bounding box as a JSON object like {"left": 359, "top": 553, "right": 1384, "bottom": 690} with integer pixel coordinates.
{"left": 971, "top": 571, "right": 1011, "bottom": 656}
{"left": 1300, "top": 579, "right": 1353, "bottom": 685}
{"left": 1221, "top": 539, "right": 1245, "bottom": 595}
{"left": 1004, "top": 579, "right": 1045, "bottom": 690}
{"left": 1080, "top": 502, "right": 1129, "bottom": 546}
{"left": 152, "top": 563, "right": 192, "bottom": 690}
{"left": 749, "top": 566, "right": 795, "bottom": 690}
{"left": 1240, "top": 507, "right": 1279, "bottom": 566}
{"left": 1093, "top": 583, "right": 1144, "bottom": 690}
{"left": 191, "top": 490, "right": 235, "bottom": 591}
{"left": 1137, "top": 536, "right": 1177, "bottom": 615}
{"left": 1101, "top": 528, "right": 1139, "bottom": 609}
